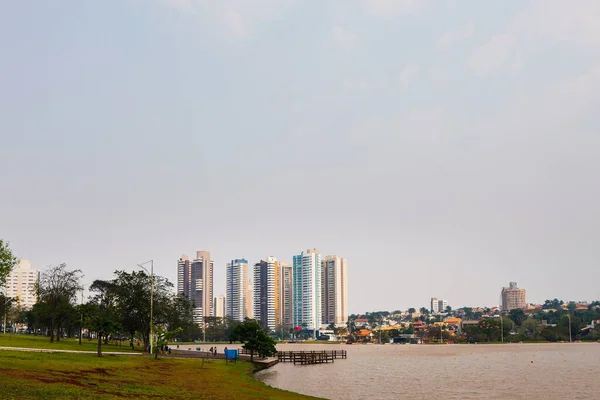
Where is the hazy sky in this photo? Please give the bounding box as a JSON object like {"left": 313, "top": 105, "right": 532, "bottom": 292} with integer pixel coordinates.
{"left": 2, "top": 0, "right": 599, "bottom": 314}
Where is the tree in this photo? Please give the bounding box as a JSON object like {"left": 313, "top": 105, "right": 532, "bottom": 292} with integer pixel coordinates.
{"left": 445, "top": 306, "right": 452, "bottom": 314}
{"left": 112, "top": 270, "right": 173, "bottom": 351}
{"left": 0, "top": 239, "right": 17, "bottom": 287}
{"left": 542, "top": 299, "right": 564, "bottom": 310}
{"left": 0, "top": 293, "right": 15, "bottom": 334}
{"left": 419, "top": 307, "right": 429, "bottom": 315}
{"left": 166, "top": 294, "right": 196, "bottom": 341}
{"left": 230, "top": 319, "right": 276, "bottom": 362}
{"left": 509, "top": 309, "right": 527, "bottom": 327}
{"left": 521, "top": 318, "right": 540, "bottom": 337}
{"left": 35, "top": 264, "right": 83, "bottom": 342}
{"left": 462, "top": 307, "right": 474, "bottom": 320}
{"left": 408, "top": 308, "right": 416, "bottom": 314}
{"left": 152, "top": 325, "right": 182, "bottom": 359}
{"left": 87, "top": 279, "right": 120, "bottom": 357}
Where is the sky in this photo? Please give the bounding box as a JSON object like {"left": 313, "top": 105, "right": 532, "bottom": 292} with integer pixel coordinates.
{"left": 1, "top": 0, "right": 599, "bottom": 314}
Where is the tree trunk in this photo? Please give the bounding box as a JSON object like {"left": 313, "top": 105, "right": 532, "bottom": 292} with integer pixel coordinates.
{"left": 97, "top": 334, "right": 103, "bottom": 357}
{"left": 50, "top": 318, "right": 55, "bottom": 343}
{"left": 250, "top": 349, "right": 254, "bottom": 362}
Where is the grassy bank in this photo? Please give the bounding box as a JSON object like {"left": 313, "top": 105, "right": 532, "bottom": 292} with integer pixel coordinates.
{"left": 0, "top": 350, "right": 318, "bottom": 399}
{"left": 0, "top": 334, "right": 140, "bottom": 352}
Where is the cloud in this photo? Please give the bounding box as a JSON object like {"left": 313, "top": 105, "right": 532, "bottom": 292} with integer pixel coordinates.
{"left": 331, "top": 25, "right": 358, "bottom": 50}
{"left": 364, "top": 0, "right": 427, "bottom": 19}
{"left": 437, "top": 20, "right": 474, "bottom": 48}
{"left": 162, "top": 0, "right": 298, "bottom": 37}
{"left": 164, "top": 0, "right": 192, "bottom": 12}
{"left": 466, "top": 0, "right": 600, "bottom": 76}
{"left": 398, "top": 62, "right": 420, "bottom": 89}
{"left": 466, "top": 34, "right": 522, "bottom": 77}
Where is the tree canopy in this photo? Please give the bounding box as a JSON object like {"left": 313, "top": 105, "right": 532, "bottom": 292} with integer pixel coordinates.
{"left": 0, "top": 239, "right": 17, "bottom": 287}
{"left": 35, "top": 263, "right": 83, "bottom": 342}
{"left": 230, "top": 319, "right": 276, "bottom": 362}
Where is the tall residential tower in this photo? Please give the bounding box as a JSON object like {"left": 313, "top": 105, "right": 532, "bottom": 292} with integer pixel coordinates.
{"left": 321, "top": 255, "right": 348, "bottom": 326}
{"left": 177, "top": 251, "right": 214, "bottom": 325}
{"left": 280, "top": 262, "right": 294, "bottom": 327}
{"left": 226, "top": 259, "right": 249, "bottom": 322}
{"left": 253, "top": 256, "right": 280, "bottom": 331}
{"left": 293, "top": 249, "right": 322, "bottom": 332}
{"left": 501, "top": 282, "right": 526, "bottom": 311}
{"left": 5, "top": 259, "right": 39, "bottom": 310}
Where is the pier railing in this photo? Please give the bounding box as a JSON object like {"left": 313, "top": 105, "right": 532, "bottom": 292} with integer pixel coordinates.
{"left": 277, "top": 350, "right": 347, "bottom": 364}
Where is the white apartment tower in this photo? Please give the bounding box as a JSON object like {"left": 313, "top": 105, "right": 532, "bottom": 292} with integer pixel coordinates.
{"left": 5, "top": 259, "right": 39, "bottom": 310}
{"left": 431, "top": 297, "right": 448, "bottom": 313}
{"left": 214, "top": 294, "right": 226, "bottom": 318}
{"left": 431, "top": 297, "right": 439, "bottom": 313}
{"left": 177, "top": 251, "right": 214, "bottom": 325}
{"left": 253, "top": 256, "right": 280, "bottom": 331}
{"left": 321, "top": 255, "right": 348, "bottom": 326}
{"left": 226, "top": 259, "right": 249, "bottom": 322}
{"left": 177, "top": 256, "right": 191, "bottom": 298}
{"left": 292, "top": 249, "right": 322, "bottom": 332}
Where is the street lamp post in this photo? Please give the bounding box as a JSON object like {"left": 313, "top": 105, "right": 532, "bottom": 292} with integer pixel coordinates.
{"left": 79, "top": 286, "right": 84, "bottom": 345}
{"left": 495, "top": 314, "right": 504, "bottom": 343}
{"left": 137, "top": 260, "right": 154, "bottom": 356}
{"left": 2, "top": 285, "right": 8, "bottom": 336}
{"left": 567, "top": 314, "right": 572, "bottom": 343}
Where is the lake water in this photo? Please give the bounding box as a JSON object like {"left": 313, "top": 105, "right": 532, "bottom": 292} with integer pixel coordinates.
{"left": 255, "top": 343, "right": 600, "bottom": 399}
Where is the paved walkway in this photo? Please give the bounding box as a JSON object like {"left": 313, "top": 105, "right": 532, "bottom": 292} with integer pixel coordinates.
{"left": 0, "top": 346, "right": 279, "bottom": 367}
{"left": 0, "top": 346, "right": 144, "bottom": 355}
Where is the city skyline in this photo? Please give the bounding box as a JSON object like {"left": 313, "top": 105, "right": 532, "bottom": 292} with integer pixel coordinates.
{"left": 3, "top": 1, "right": 600, "bottom": 313}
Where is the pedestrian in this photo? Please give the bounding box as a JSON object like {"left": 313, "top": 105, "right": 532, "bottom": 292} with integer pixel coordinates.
{"left": 209, "top": 346, "right": 213, "bottom": 356}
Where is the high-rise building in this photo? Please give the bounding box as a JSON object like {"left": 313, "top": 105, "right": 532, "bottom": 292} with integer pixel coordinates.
{"left": 293, "top": 249, "right": 322, "bottom": 332}
{"left": 214, "top": 294, "right": 226, "bottom": 318}
{"left": 438, "top": 299, "right": 449, "bottom": 312}
{"left": 501, "top": 282, "right": 526, "bottom": 311}
{"left": 430, "top": 297, "right": 448, "bottom": 313}
{"left": 245, "top": 280, "right": 253, "bottom": 319}
{"left": 177, "top": 255, "right": 191, "bottom": 298}
{"left": 431, "top": 297, "right": 439, "bottom": 313}
{"left": 226, "top": 259, "right": 249, "bottom": 322}
{"left": 253, "top": 256, "right": 280, "bottom": 331}
{"left": 5, "top": 259, "right": 39, "bottom": 310}
{"left": 321, "top": 255, "right": 348, "bottom": 326}
{"left": 190, "top": 251, "right": 214, "bottom": 325}
{"left": 280, "top": 262, "right": 294, "bottom": 327}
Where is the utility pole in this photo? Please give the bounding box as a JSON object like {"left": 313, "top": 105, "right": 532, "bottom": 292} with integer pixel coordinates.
{"left": 150, "top": 260, "right": 154, "bottom": 354}
{"left": 3, "top": 285, "right": 7, "bottom": 335}
{"left": 567, "top": 314, "right": 572, "bottom": 343}
{"left": 138, "top": 260, "right": 154, "bottom": 356}
{"left": 79, "top": 288, "right": 83, "bottom": 345}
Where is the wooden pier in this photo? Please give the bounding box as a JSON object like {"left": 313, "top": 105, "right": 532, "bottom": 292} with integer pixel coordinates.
{"left": 277, "top": 350, "right": 347, "bottom": 365}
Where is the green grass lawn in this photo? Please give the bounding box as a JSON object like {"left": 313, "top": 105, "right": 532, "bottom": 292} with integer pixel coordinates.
{"left": 0, "top": 334, "right": 141, "bottom": 353}
{"left": 0, "top": 350, "right": 318, "bottom": 399}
